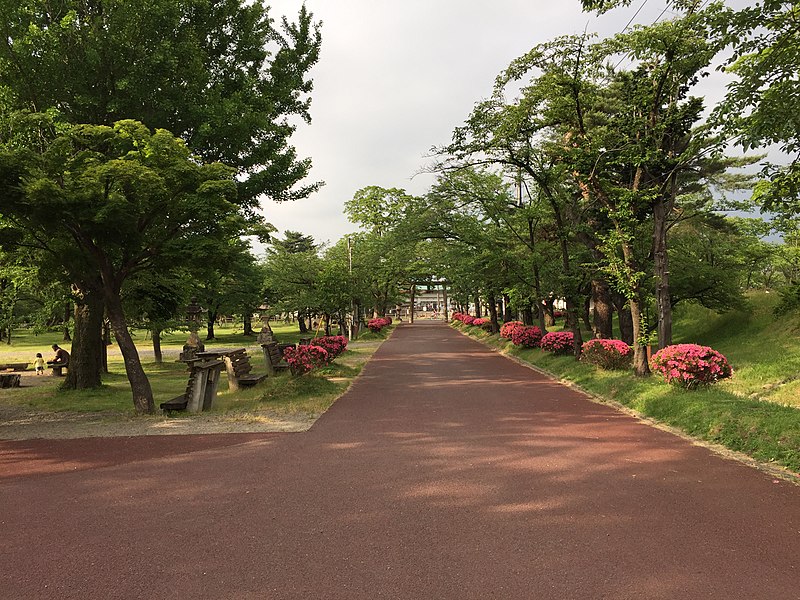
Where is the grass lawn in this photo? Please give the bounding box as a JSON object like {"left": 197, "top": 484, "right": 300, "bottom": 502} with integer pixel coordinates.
{"left": 454, "top": 292, "right": 800, "bottom": 475}
{"left": 0, "top": 322, "right": 392, "bottom": 435}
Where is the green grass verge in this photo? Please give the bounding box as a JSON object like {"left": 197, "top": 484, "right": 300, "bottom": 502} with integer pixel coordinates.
{"left": 453, "top": 296, "right": 800, "bottom": 474}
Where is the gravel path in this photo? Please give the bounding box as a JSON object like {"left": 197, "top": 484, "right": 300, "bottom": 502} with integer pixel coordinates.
{"left": 1, "top": 322, "right": 798, "bottom": 599}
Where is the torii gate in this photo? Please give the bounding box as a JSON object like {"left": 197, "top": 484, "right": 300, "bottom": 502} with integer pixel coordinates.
{"left": 406, "top": 280, "right": 449, "bottom": 324}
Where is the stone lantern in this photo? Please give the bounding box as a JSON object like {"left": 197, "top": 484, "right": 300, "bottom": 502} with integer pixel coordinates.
{"left": 180, "top": 298, "right": 205, "bottom": 362}
{"left": 256, "top": 303, "right": 275, "bottom": 345}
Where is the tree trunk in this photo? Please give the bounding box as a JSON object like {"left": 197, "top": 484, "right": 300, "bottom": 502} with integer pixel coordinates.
{"left": 64, "top": 284, "right": 104, "bottom": 390}
{"left": 487, "top": 291, "right": 500, "bottom": 334}
{"left": 543, "top": 296, "right": 555, "bottom": 327}
{"left": 653, "top": 194, "right": 672, "bottom": 349}
{"left": 612, "top": 292, "right": 634, "bottom": 345}
{"left": 63, "top": 302, "right": 72, "bottom": 342}
{"left": 152, "top": 327, "right": 163, "bottom": 363}
{"left": 582, "top": 295, "right": 592, "bottom": 332}
{"left": 206, "top": 310, "right": 216, "bottom": 340}
{"left": 473, "top": 295, "right": 482, "bottom": 318}
{"left": 105, "top": 291, "right": 154, "bottom": 414}
{"left": 565, "top": 296, "right": 584, "bottom": 359}
{"left": 243, "top": 311, "right": 255, "bottom": 336}
{"left": 621, "top": 240, "right": 650, "bottom": 376}
{"left": 102, "top": 319, "right": 111, "bottom": 374}
{"left": 502, "top": 294, "right": 513, "bottom": 322}
{"left": 521, "top": 306, "right": 533, "bottom": 326}
{"left": 298, "top": 311, "right": 308, "bottom": 333}
{"left": 442, "top": 283, "right": 449, "bottom": 321}
{"left": 592, "top": 278, "right": 614, "bottom": 339}
{"left": 324, "top": 313, "right": 332, "bottom": 336}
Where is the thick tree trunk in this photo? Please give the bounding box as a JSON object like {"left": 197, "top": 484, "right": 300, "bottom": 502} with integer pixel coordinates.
{"left": 612, "top": 292, "right": 634, "bottom": 345}
{"left": 152, "top": 327, "right": 163, "bottom": 364}
{"left": 473, "top": 295, "right": 482, "bottom": 318}
{"left": 592, "top": 278, "right": 614, "bottom": 339}
{"left": 64, "top": 284, "right": 103, "bottom": 390}
{"left": 653, "top": 194, "right": 672, "bottom": 349}
{"left": 324, "top": 313, "right": 332, "bottom": 336}
{"left": 62, "top": 302, "right": 72, "bottom": 342}
{"left": 105, "top": 291, "right": 154, "bottom": 414}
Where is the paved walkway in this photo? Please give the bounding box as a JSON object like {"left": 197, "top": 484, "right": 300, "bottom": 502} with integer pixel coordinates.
{"left": 1, "top": 322, "right": 798, "bottom": 599}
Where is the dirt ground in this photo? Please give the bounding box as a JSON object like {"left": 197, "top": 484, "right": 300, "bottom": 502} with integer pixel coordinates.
{"left": 0, "top": 369, "right": 316, "bottom": 440}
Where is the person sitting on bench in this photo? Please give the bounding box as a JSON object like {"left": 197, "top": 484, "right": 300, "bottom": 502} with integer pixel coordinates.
{"left": 47, "top": 344, "right": 70, "bottom": 370}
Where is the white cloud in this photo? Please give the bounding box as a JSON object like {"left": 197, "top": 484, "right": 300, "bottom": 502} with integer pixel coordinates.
{"left": 262, "top": 0, "right": 756, "bottom": 247}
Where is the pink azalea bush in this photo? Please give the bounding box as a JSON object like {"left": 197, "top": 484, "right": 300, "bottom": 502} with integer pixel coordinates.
{"left": 500, "top": 321, "right": 524, "bottom": 339}
{"left": 367, "top": 317, "right": 391, "bottom": 333}
{"left": 539, "top": 331, "right": 575, "bottom": 355}
{"left": 581, "top": 338, "right": 633, "bottom": 370}
{"left": 310, "top": 335, "right": 348, "bottom": 363}
{"left": 472, "top": 317, "right": 489, "bottom": 327}
{"left": 650, "top": 344, "right": 733, "bottom": 389}
{"left": 511, "top": 325, "right": 543, "bottom": 348}
{"left": 452, "top": 312, "right": 477, "bottom": 325}
{"left": 283, "top": 345, "right": 329, "bottom": 375}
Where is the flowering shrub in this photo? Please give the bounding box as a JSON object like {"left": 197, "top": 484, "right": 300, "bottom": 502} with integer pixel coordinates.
{"left": 462, "top": 314, "right": 475, "bottom": 325}
{"left": 451, "top": 312, "right": 466, "bottom": 322}
{"left": 310, "top": 335, "right": 348, "bottom": 363}
{"left": 539, "top": 331, "right": 575, "bottom": 355}
{"left": 650, "top": 344, "right": 733, "bottom": 389}
{"left": 511, "top": 325, "right": 543, "bottom": 348}
{"left": 367, "top": 317, "right": 391, "bottom": 333}
{"left": 581, "top": 338, "right": 632, "bottom": 370}
{"left": 283, "top": 345, "right": 329, "bottom": 375}
{"left": 500, "top": 321, "right": 524, "bottom": 339}
{"left": 472, "top": 317, "right": 489, "bottom": 327}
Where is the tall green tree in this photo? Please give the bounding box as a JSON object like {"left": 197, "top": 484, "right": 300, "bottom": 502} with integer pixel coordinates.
{"left": 0, "top": 0, "right": 322, "bottom": 206}
{"left": 0, "top": 118, "right": 241, "bottom": 413}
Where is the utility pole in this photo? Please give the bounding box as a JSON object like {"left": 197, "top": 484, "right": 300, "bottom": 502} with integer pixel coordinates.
{"left": 348, "top": 236, "right": 355, "bottom": 340}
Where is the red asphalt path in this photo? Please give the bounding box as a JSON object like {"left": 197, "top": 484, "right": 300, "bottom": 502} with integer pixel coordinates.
{"left": 0, "top": 322, "right": 798, "bottom": 599}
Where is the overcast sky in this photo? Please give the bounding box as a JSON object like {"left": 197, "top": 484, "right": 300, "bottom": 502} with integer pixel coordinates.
{"left": 262, "top": 0, "right": 741, "bottom": 251}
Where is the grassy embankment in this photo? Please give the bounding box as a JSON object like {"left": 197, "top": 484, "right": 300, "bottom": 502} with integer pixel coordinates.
{"left": 0, "top": 323, "right": 392, "bottom": 420}
{"left": 454, "top": 292, "right": 800, "bottom": 474}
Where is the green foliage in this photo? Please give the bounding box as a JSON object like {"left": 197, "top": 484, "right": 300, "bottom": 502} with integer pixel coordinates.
{"left": 0, "top": 0, "right": 323, "bottom": 207}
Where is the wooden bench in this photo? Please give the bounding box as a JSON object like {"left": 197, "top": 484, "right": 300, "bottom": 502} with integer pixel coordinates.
{"left": 160, "top": 359, "right": 225, "bottom": 412}
{"left": 196, "top": 348, "right": 267, "bottom": 392}
{"left": 0, "top": 363, "right": 29, "bottom": 372}
{"left": 261, "top": 342, "right": 291, "bottom": 376}
{"left": 47, "top": 361, "right": 69, "bottom": 377}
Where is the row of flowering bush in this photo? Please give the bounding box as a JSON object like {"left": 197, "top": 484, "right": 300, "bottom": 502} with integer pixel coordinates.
{"left": 650, "top": 344, "right": 733, "bottom": 389}
{"left": 282, "top": 345, "right": 329, "bottom": 375}
{"left": 580, "top": 338, "right": 633, "bottom": 370}
{"left": 310, "top": 335, "right": 348, "bottom": 363}
{"left": 282, "top": 335, "right": 349, "bottom": 375}
{"left": 465, "top": 318, "right": 733, "bottom": 390}
{"left": 367, "top": 316, "right": 392, "bottom": 333}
